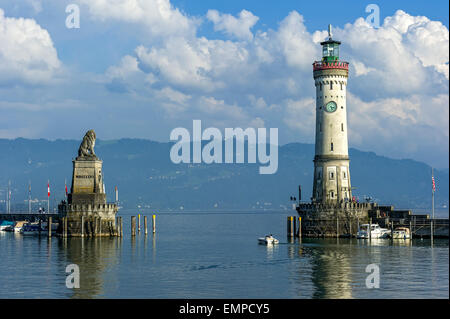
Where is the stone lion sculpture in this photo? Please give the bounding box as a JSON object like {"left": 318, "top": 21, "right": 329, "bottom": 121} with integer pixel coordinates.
{"left": 78, "top": 129, "right": 97, "bottom": 157}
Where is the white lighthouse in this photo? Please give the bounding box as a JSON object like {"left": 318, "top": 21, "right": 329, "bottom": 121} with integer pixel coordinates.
{"left": 312, "top": 25, "right": 352, "bottom": 204}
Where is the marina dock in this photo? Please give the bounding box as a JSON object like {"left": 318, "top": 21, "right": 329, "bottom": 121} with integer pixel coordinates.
{"left": 0, "top": 212, "right": 59, "bottom": 223}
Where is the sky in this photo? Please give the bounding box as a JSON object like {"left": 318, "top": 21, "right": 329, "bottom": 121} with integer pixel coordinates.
{"left": 0, "top": 0, "right": 448, "bottom": 169}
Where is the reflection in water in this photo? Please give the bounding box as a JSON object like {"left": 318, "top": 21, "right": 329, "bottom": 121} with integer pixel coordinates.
{"left": 309, "top": 241, "right": 353, "bottom": 299}
{"left": 61, "top": 238, "right": 121, "bottom": 298}
{"left": 266, "top": 243, "right": 278, "bottom": 260}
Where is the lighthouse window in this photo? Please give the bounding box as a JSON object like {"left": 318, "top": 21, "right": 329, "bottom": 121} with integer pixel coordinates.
{"left": 341, "top": 123, "right": 344, "bottom": 131}
{"left": 343, "top": 171, "right": 347, "bottom": 179}
{"left": 319, "top": 123, "right": 322, "bottom": 132}
{"left": 329, "top": 172, "right": 334, "bottom": 180}
{"left": 320, "top": 83, "right": 322, "bottom": 91}
{"left": 330, "top": 82, "right": 333, "bottom": 90}
{"left": 340, "top": 83, "right": 343, "bottom": 90}
{"left": 330, "top": 143, "right": 334, "bottom": 151}
{"left": 330, "top": 191, "right": 335, "bottom": 198}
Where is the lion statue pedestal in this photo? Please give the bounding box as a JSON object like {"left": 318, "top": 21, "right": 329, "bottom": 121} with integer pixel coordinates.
{"left": 58, "top": 129, "right": 119, "bottom": 237}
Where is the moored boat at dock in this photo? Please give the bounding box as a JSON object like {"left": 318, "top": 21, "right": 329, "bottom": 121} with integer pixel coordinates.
{"left": 0, "top": 220, "right": 15, "bottom": 231}
{"left": 357, "top": 224, "right": 390, "bottom": 239}
{"left": 20, "top": 224, "right": 41, "bottom": 236}
{"left": 13, "top": 221, "right": 28, "bottom": 233}
{"left": 392, "top": 227, "right": 410, "bottom": 239}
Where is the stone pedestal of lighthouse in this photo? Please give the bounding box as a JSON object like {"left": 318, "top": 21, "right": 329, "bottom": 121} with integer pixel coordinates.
{"left": 58, "top": 130, "right": 118, "bottom": 237}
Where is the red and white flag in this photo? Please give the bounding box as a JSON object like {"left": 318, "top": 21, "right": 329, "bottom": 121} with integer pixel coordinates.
{"left": 432, "top": 176, "right": 436, "bottom": 192}
{"left": 47, "top": 181, "right": 50, "bottom": 198}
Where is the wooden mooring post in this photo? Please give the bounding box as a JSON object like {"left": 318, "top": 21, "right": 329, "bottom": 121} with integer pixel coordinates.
{"left": 287, "top": 216, "right": 294, "bottom": 237}
{"left": 62, "top": 217, "right": 68, "bottom": 238}
{"left": 138, "top": 214, "right": 141, "bottom": 233}
{"left": 131, "top": 216, "right": 136, "bottom": 236}
{"left": 144, "top": 216, "right": 148, "bottom": 235}
{"left": 298, "top": 217, "right": 302, "bottom": 238}
{"left": 152, "top": 214, "right": 156, "bottom": 233}
{"left": 120, "top": 217, "right": 123, "bottom": 237}
{"left": 48, "top": 217, "right": 52, "bottom": 238}
{"left": 81, "top": 216, "right": 85, "bottom": 237}
{"left": 390, "top": 221, "right": 394, "bottom": 241}
{"left": 410, "top": 220, "right": 413, "bottom": 240}
{"left": 369, "top": 217, "right": 372, "bottom": 241}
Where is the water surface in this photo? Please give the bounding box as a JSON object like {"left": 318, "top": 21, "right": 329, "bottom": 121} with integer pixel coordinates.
{"left": 0, "top": 210, "right": 448, "bottom": 298}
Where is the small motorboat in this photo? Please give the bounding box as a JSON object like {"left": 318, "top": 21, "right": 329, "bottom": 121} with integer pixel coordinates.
{"left": 14, "top": 221, "right": 28, "bottom": 233}
{"left": 258, "top": 234, "right": 279, "bottom": 245}
{"left": 357, "top": 224, "right": 390, "bottom": 239}
{"left": 20, "top": 224, "right": 41, "bottom": 236}
{"left": 392, "top": 227, "right": 410, "bottom": 239}
{"left": 0, "top": 220, "right": 15, "bottom": 231}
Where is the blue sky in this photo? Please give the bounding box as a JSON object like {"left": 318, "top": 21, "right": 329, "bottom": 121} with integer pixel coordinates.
{"left": 0, "top": 0, "right": 448, "bottom": 169}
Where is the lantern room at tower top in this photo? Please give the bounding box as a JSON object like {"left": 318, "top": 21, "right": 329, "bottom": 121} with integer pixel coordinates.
{"left": 313, "top": 25, "right": 349, "bottom": 71}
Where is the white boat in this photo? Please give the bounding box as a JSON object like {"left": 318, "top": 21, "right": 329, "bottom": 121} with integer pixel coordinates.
{"left": 13, "top": 221, "right": 28, "bottom": 233}
{"left": 392, "top": 227, "right": 410, "bottom": 239}
{"left": 357, "top": 224, "right": 390, "bottom": 239}
{"left": 0, "top": 221, "right": 15, "bottom": 231}
{"left": 258, "top": 234, "right": 279, "bottom": 245}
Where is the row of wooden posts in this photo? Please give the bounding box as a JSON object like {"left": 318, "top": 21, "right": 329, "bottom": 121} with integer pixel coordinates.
{"left": 131, "top": 214, "right": 156, "bottom": 236}
{"left": 46, "top": 214, "right": 156, "bottom": 238}
{"left": 287, "top": 216, "right": 302, "bottom": 238}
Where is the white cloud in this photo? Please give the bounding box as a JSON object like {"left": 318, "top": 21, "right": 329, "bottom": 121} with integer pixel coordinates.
{"left": 0, "top": 8, "right": 61, "bottom": 86}
{"left": 4, "top": 1, "right": 447, "bottom": 167}
{"left": 334, "top": 10, "right": 448, "bottom": 99}
{"left": 79, "top": 0, "right": 199, "bottom": 38}
{"left": 207, "top": 9, "right": 259, "bottom": 41}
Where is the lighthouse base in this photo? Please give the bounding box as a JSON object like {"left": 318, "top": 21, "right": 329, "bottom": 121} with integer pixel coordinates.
{"left": 296, "top": 202, "right": 375, "bottom": 238}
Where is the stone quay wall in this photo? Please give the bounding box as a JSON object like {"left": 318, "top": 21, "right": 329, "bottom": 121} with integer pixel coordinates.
{"left": 296, "top": 202, "right": 373, "bottom": 237}
{"left": 58, "top": 203, "right": 118, "bottom": 237}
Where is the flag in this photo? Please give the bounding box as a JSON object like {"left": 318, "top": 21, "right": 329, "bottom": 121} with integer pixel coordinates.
{"left": 65, "top": 179, "right": 68, "bottom": 197}
{"left": 47, "top": 181, "right": 50, "bottom": 197}
{"left": 432, "top": 176, "right": 436, "bottom": 192}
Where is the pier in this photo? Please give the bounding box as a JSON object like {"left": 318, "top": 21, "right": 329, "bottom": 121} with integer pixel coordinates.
{"left": 295, "top": 203, "right": 449, "bottom": 238}
{"left": 0, "top": 212, "right": 59, "bottom": 223}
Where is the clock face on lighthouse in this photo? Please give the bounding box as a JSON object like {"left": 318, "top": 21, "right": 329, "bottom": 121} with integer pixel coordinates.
{"left": 325, "top": 101, "right": 337, "bottom": 113}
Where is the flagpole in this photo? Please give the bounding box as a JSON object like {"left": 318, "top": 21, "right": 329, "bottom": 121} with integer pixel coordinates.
{"left": 431, "top": 168, "right": 435, "bottom": 243}
{"left": 28, "top": 180, "right": 31, "bottom": 214}
{"left": 8, "top": 180, "right": 11, "bottom": 214}
{"left": 47, "top": 180, "right": 50, "bottom": 214}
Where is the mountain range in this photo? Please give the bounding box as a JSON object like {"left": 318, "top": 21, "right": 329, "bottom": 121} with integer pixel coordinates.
{"left": 0, "top": 138, "right": 447, "bottom": 212}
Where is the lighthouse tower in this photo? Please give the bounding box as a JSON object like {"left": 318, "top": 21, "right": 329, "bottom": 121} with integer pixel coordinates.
{"left": 312, "top": 25, "right": 351, "bottom": 204}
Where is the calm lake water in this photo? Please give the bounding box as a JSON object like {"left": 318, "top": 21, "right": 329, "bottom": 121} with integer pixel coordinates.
{"left": 0, "top": 210, "right": 448, "bottom": 299}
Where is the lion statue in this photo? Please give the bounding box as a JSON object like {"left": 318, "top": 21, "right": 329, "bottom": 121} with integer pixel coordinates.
{"left": 78, "top": 129, "right": 97, "bottom": 157}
